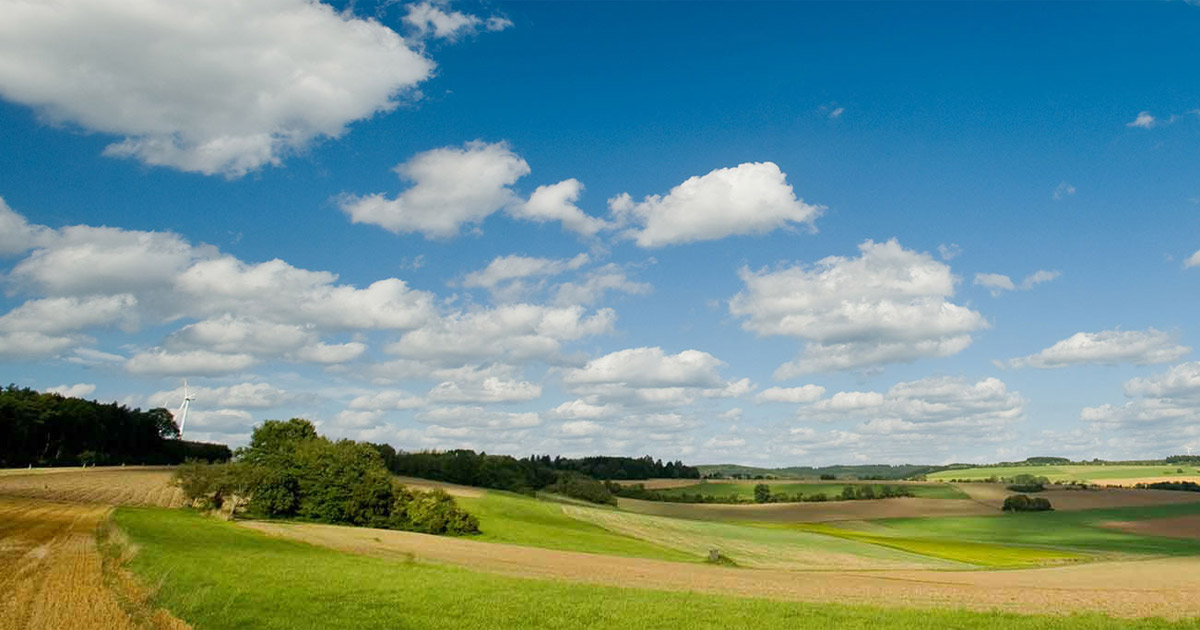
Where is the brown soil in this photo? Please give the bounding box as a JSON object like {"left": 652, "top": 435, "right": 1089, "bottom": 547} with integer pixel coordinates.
{"left": 1103, "top": 516, "right": 1200, "bottom": 540}
{"left": 243, "top": 519, "right": 1200, "bottom": 619}
{"left": 954, "top": 483, "right": 1200, "bottom": 511}
{"left": 0, "top": 497, "right": 187, "bottom": 630}
{"left": 0, "top": 468, "right": 183, "bottom": 507}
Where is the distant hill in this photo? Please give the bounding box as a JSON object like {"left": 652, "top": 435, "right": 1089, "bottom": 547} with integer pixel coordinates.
{"left": 697, "top": 463, "right": 936, "bottom": 480}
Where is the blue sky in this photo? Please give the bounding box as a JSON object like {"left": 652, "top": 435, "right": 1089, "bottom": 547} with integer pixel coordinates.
{"left": 2, "top": 1, "right": 1199, "bottom": 465}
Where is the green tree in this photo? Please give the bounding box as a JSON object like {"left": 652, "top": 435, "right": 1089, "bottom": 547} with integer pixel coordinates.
{"left": 753, "top": 483, "right": 771, "bottom": 503}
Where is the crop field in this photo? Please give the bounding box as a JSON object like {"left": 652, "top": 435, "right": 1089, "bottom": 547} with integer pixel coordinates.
{"left": 0, "top": 497, "right": 184, "bottom": 630}
{"left": 0, "top": 467, "right": 183, "bottom": 507}
{"left": 9, "top": 466, "right": 1200, "bottom": 628}
{"left": 649, "top": 480, "right": 968, "bottom": 500}
{"left": 928, "top": 464, "right": 1200, "bottom": 484}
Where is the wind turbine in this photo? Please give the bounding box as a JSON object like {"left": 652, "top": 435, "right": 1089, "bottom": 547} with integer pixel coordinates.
{"left": 174, "top": 380, "right": 194, "bottom": 439}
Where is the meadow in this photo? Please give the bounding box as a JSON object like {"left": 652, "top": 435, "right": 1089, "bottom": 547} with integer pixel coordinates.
{"left": 113, "top": 507, "right": 1200, "bottom": 629}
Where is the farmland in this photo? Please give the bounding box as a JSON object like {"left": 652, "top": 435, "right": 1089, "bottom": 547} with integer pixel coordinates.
{"left": 645, "top": 480, "right": 969, "bottom": 501}
{"left": 928, "top": 464, "right": 1200, "bottom": 485}
{"left": 7, "top": 466, "right": 1200, "bottom": 627}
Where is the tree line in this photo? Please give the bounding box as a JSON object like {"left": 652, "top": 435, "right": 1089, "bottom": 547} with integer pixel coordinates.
{"left": 372, "top": 447, "right": 697, "bottom": 504}
{"left": 177, "top": 419, "right": 478, "bottom": 535}
{"left": 610, "top": 482, "right": 916, "bottom": 504}
{"left": 0, "top": 385, "right": 230, "bottom": 467}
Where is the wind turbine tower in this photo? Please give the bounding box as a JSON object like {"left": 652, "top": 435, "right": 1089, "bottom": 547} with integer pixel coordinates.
{"left": 175, "top": 380, "right": 194, "bottom": 439}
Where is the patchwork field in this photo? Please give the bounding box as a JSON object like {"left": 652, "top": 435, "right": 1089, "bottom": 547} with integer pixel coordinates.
{"left": 642, "top": 480, "right": 969, "bottom": 501}
{"left": 928, "top": 464, "right": 1200, "bottom": 484}
{"left": 8, "top": 466, "right": 1200, "bottom": 628}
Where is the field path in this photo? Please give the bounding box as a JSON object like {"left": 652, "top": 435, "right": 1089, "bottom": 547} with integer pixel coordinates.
{"left": 0, "top": 498, "right": 186, "bottom": 630}
{"left": 243, "top": 519, "right": 1200, "bottom": 619}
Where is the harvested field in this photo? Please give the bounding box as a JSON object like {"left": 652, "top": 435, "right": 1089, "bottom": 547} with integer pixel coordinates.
{"left": 1104, "top": 516, "right": 1200, "bottom": 541}
{"left": 392, "top": 476, "right": 484, "bottom": 498}
{"left": 242, "top": 519, "right": 1200, "bottom": 619}
{"left": 0, "top": 497, "right": 185, "bottom": 630}
{"left": 0, "top": 468, "right": 183, "bottom": 508}
{"left": 617, "top": 496, "right": 996, "bottom": 522}
{"left": 953, "top": 483, "right": 1200, "bottom": 511}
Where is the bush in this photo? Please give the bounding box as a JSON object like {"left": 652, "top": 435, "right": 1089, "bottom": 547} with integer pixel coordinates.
{"left": 175, "top": 419, "right": 479, "bottom": 536}
{"left": 753, "top": 483, "right": 771, "bottom": 503}
{"left": 1002, "top": 494, "right": 1053, "bottom": 512}
{"left": 545, "top": 472, "right": 617, "bottom": 505}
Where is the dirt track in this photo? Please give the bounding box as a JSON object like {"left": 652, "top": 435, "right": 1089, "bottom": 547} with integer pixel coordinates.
{"left": 243, "top": 519, "right": 1200, "bottom": 619}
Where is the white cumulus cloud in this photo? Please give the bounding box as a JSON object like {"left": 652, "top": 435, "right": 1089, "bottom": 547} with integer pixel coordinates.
{"left": 730, "top": 239, "right": 985, "bottom": 377}
{"left": 0, "top": 0, "right": 435, "bottom": 176}
{"left": 1007, "top": 328, "right": 1190, "bottom": 368}
{"left": 611, "top": 162, "right": 823, "bottom": 247}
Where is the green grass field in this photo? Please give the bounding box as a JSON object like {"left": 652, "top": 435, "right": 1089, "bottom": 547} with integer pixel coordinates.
{"left": 563, "top": 504, "right": 962, "bottom": 569}
{"left": 653, "top": 481, "right": 968, "bottom": 500}
{"left": 855, "top": 502, "right": 1200, "bottom": 557}
{"left": 452, "top": 490, "right": 696, "bottom": 561}
{"left": 114, "top": 508, "right": 1200, "bottom": 630}
{"left": 928, "top": 464, "right": 1200, "bottom": 482}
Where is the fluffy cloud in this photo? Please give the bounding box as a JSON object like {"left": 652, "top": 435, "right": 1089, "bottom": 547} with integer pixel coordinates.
{"left": 1081, "top": 362, "right": 1200, "bottom": 452}
{"left": 46, "top": 383, "right": 96, "bottom": 398}
{"left": 0, "top": 295, "right": 137, "bottom": 335}
{"left": 416, "top": 406, "right": 541, "bottom": 430}
{"left": 125, "top": 349, "right": 257, "bottom": 376}
{"left": 0, "top": 331, "right": 83, "bottom": 359}
{"left": 551, "top": 263, "right": 652, "bottom": 306}
{"left": 564, "top": 347, "right": 726, "bottom": 389}
{"left": 1185, "top": 248, "right": 1200, "bottom": 269}
{"left": 730, "top": 239, "right": 986, "bottom": 377}
{"left": 510, "top": 179, "right": 609, "bottom": 236}
{"left": 0, "top": 197, "right": 48, "bottom": 255}
{"left": 339, "top": 141, "right": 529, "bottom": 238}
{"left": 784, "top": 377, "right": 1025, "bottom": 461}
{"left": 427, "top": 364, "right": 542, "bottom": 403}
{"left": 403, "top": 2, "right": 512, "bottom": 41}
{"left": 0, "top": 0, "right": 434, "bottom": 176}
{"left": 385, "top": 304, "right": 614, "bottom": 364}
{"left": 149, "top": 382, "right": 295, "bottom": 410}
{"left": 557, "top": 347, "right": 751, "bottom": 421}
{"left": 611, "top": 162, "right": 823, "bottom": 247}
{"left": 756, "top": 385, "right": 825, "bottom": 404}
{"left": 1007, "top": 328, "right": 1190, "bottom": 368}
{"left": 461, "top": 253, "right": 590, "bottom": 301}
{"left": 348, "top": 390, "right": 426, "bottom": 411}
{"left": 1127, "top": 111, "right": 1156, "bottom": 129}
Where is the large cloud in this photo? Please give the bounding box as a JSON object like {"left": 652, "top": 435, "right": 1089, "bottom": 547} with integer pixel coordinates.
{"left": 730, "top": 239, "right": 986, "bottom": 377}
{"left": 611, "top": 162, "right": 823, "bottom": 247}
{"left": 1007, "top": 328, "right": 1190, "bottom": 369}
{"left": 0, "top": 0, "right": 436, "bottom": 176}
{"left": 781, "top": 376, "right": 1025, "bottom": 462}
{"left": 1081, "top": 362, "right": 1200, "bottom": 454}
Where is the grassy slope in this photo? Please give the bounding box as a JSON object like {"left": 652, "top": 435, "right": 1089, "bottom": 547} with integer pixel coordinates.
{"left": 656, "top": 481, "right": 966, "bottom": 500}
{"left": 563, "top": 505, "right": 961, "bottom": 569}
{"left": 452, "top": 490, "right": 696, "bottom": 562}
{"left": 115, "top": 508, "right": 1200, "bottom": 630}
{"left": 857, "top": 502, "right": 1200, "bottom": 557}
{"left": 929, "top": 464, "right": 1200, "bottom": 482}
